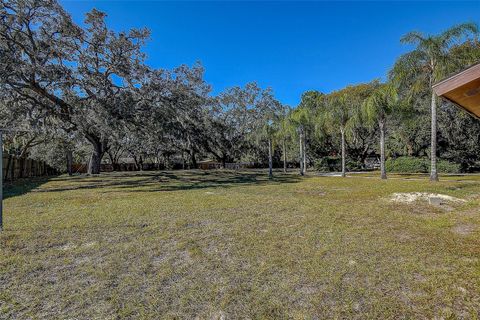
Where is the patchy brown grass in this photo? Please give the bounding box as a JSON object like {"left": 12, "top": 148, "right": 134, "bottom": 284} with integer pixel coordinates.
{"left": 1, "top": 170, "right": 480, "bottom": 319}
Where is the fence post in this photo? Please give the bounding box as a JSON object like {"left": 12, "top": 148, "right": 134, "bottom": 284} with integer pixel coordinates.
{"left": 11, "top": 156, "right": 15, "bottom": 181}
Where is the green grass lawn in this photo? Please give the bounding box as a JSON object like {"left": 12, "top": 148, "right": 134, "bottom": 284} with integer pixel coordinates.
{"left": 1, "top": 170, "right": 480, "bottom": 319}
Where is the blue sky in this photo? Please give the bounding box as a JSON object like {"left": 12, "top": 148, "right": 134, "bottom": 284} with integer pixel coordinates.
{"left": 61, "top": 1, "right": 479, "bottom": 106}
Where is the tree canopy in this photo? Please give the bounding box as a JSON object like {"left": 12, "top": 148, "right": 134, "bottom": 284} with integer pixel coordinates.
{"left": 1, "top": 0, "right": 480, "bottom": 177}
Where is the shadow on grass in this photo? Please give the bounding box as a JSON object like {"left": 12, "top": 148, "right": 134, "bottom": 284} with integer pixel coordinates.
{"left": 3, "top": 176, "right": 56, "bottom": 199}
{"left": 33, "top": 170, "right": 304, "bottom": 194}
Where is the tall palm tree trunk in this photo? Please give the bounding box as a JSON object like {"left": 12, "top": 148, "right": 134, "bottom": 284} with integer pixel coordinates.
{"left": 430, "top": 90, "right": 439, "bottom": 181}
{"left": 283, "top": 139, "right": 287, "bottom": 173}
{"left": 299, "top": 131, "right": 304, "bottom": 176}
{"left": 379, "top": 120, "right": 387, "bottom": 179}
{"left": 341, "top": 127, "right": 346, "bottom": 177}
{"left": 268, "top": 138, "right": 273, "bottom": 178}
{"left": 303, "top": 134, "right": 307, "bottom": 173}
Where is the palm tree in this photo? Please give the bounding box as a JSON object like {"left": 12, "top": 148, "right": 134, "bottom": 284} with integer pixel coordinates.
{"left": 392, "top": 23, "right": 478, "bottom": 181}
{"left": 363, "top": 83, "right": 399, "bottom": 179}
{"left": 254, "top": 88, "right": 283, "bottom": 178}
{"left": 326, "top": 94, "right": 352, "bottom": 177}
{"left": 263, "top": 119, "right": 277, "bottom": 179}
{"left": 275, "top": 114, "right": 292, "bottom": 173}
{"left": 290, "top": 107, "right": 310, "bottom": 176}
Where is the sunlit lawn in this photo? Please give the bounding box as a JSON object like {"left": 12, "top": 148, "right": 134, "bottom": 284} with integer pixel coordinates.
{"left": 1, "top": 170, "right": 480, "bottom": 319}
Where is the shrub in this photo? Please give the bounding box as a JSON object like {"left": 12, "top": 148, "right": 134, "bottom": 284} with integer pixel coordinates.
{"left": 437, "top": 160, "right": 461, "bottom": 173}
{"left": 314, "top": 157, "right": 341, "bottom": 172}
{"left": 385, "top": 157, "right": 461, "bottom": 173}
{"left": 347, "top": 159, "right": 364, "bottom": 171}
{"left": 385, "top": 157, "right": 428, "bottom": 173}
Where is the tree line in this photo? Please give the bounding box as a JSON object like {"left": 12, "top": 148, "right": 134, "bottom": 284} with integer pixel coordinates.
{"left": 1, "top": 0, "right": 479, "bottom": 179}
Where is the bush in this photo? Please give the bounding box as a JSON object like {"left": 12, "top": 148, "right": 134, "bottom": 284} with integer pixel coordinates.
{"left": 314, "top": 157, "right": 341, "bottom": 172}
{"left": 437, "top": 160, "right": 461, "bottom": 173}
{"left": 385, "top": 157, "right": 428, "bottom": 173}
{"left": 347, "top": 159, "right": 364, "bottom": 171}
{"left": 385, "top": 157, "right": 461, "bottom": 173}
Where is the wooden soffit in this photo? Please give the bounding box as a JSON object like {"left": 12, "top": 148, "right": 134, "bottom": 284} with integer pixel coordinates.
{"left": 433, "top": 63, "right": 480, "bottom": 118}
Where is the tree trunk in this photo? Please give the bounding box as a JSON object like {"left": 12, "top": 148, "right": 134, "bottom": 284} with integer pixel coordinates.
{"left": 430, "top": 90, "right": 439, "bottom": 181}
{"left": 88, "top": 151, "right": 101, "bottom": 175}
{"left": 107, "top": 151, "right": 120, "bottom": 171}
{"left": 360, "top": 142, "right": 371, "bottom": 169}
{"left": 10, "top": 156, "right": 15, "bottom": 180}
{"left": 303, "top": 133, "right": 307, "bottom": 173}
{"left": 19, "top": 136, "right": 38, "bottom": 159}
{"left": 66, "top": 150, "right": 73, "bottom": 176}
{"left": 18, "top": 157, "right": 25, "bottom": 178}
{"left": 164, "top": 155, "right": 170, "bottom": 169}
{"left": 4, "top": 155, "right": 12, "bottom": 181}
{"left": 156, "top": 154, "right": 161, "bottom": 170}
{"left": 341, "top": 127, "right": 346, "bottom": 177}
{"left": 268, "top": 138, "right": 273, "bottom": 178}
{"left": 139, "top": 155, "right": 144, "bottom": 171}
{"left": 283, "top": 139, "right": 287, "bottom": 173}
{"left": 132, "top": 155, "right": 140, "bottom": 171}
{"left": 379, "top": 120, "right": 387, "bottom": 180}
{"left": 87, "top": 140, "right": 103, "bottom": 175}
{"left": 406, "top": 142, "right": 414, "bottom": 157}
{"left": 190, "top": 151, "right": 198, "bottom": 169}
{"left": 221, "top": 156, "right": 226, "bottom": 169}
{"left": 299, "top": 130, "right": 304, "bottom": 176}
{"left": 86, "top": 133, "right": 107, "bottom": 175}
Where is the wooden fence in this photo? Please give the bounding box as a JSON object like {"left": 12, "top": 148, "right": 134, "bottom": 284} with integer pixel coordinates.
{"left": 71, "top": 163, "right": 143, "bottom": 173}
{"left": 198, "top": 161, "right": 256, "bottom": 170}
{"left": 2, "top": 155, "right": 58, "bottom": 182}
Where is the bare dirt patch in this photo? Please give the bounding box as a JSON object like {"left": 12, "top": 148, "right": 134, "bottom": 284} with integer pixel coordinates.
{"left": 389, "top": 192, "right": 465, "bottom": 204}
{"left": 452, "top": 224, "right": 476, "bottom": 236}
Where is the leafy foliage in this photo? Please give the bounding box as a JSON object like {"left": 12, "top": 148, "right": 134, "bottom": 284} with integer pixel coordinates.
{"left": 385, "top": 157, "right": 460, "bottom": 173}
{"left": 0, "top": 0, "right": 479, "bottom": 176}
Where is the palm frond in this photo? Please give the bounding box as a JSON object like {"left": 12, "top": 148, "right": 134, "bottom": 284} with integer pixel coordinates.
{"left": 390, "top": 49, "right": 428, "bottom": 87}
{"left": 440, "top": 22, "right": 479, "bottom": 46}
{"left": 400, "top": 31, "right": 425, "bottom": 45}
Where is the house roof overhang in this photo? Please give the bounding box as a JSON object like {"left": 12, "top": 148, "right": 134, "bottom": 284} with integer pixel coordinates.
{"left": 432, "top": 63, "right": 480, "bottom": 118}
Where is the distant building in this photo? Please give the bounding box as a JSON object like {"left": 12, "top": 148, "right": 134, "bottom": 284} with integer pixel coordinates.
{"left": 198, "top": 160, "right": 221, "bottom": 170}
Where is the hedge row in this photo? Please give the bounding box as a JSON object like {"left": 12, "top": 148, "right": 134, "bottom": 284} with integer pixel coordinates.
{"left": 385, "top": 157, "right": 461, "bottom": 173}
{"left": 314, "top": 156, "right": 461, "bottom": 173}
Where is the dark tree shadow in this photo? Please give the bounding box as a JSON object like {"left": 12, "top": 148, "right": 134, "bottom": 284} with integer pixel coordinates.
{"left": 3, "top": 176, "right": 55, "bottom": 199}
{"left": 32, "top": 170, "right": 304, "bottom": 194}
